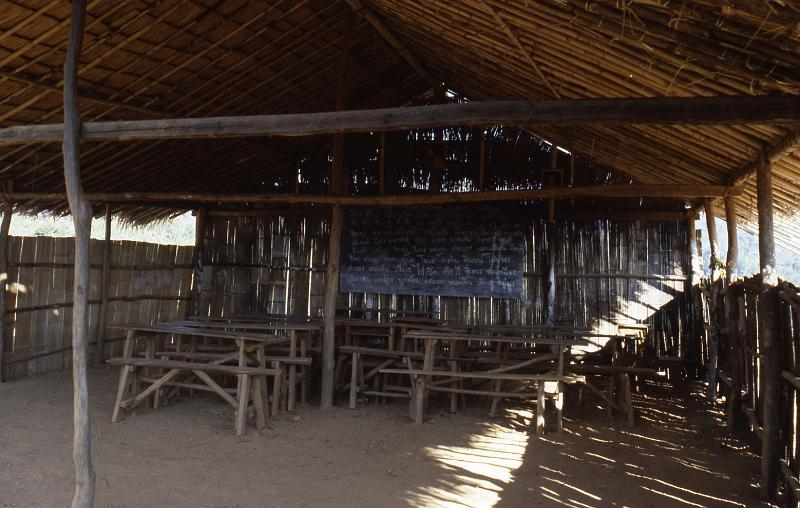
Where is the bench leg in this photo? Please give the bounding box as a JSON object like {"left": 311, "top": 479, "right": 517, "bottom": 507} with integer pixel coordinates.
{"left": 112, "top": 365, "right": 133, "bottom": 423}
{"left": 236, "top": 373, "right": 251, "bottom": 436}
{"left": 349, "top": 352, "right": 360, "bottom": 409}
{"left": 536, "top": 382, "right": 545, "bottom": 435}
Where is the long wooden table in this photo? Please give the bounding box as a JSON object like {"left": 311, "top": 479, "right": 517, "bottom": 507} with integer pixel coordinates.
{"left": 108, "top": 324, "right": 291, "bottom": 435}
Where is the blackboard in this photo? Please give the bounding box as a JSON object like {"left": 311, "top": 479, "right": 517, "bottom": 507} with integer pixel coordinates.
{"left": 340, "top": 205, "right": 526, "bottom": 298}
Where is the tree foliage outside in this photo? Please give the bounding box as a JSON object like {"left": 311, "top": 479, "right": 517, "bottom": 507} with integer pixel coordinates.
{"left": 10, "top": 212, "right": 196, "bottom": 245}
{"left": 697, "top": 213, "right": 800, "bottom": 284}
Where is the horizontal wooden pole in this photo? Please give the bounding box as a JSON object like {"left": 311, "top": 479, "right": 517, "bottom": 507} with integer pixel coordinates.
{"left": 8, "top": 185, "right": 740, "bottom": 206}
{"left": 0, "top": 96, "right": 798, "bottom": 145}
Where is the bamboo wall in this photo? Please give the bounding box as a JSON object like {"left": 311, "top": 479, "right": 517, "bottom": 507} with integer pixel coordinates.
{"left": 198, "top": 212, "right": 690, "bottom": 356}
{"left": 1, "top": 236, "right": 193, "bottom": 381}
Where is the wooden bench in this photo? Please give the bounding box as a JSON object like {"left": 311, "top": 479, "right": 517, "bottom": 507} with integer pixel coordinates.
{"left": 107, "top": 357, "right": 281, "bottom": 436}
{"left": 380, "top": 367, "right": 583, "bottom": 433}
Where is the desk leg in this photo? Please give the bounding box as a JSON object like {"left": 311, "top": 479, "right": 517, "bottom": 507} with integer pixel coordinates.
{"left": 414, "top": 338, "right": 436, "bottom": 424}
{"left": 624, "top": 373, "right": 634, "bottom": 427}
{"left": 449, "top": 341, "right": 460, "bottom": 413}
{"left": 536, "top": 382, "right": 546, "bottom": 435}
{"left": 288, "top": 330, "right": 297, "bottom": 411}
{"left": 413, "top": 374, "right": 425, "bottom": 424}
{"left": 300, "top": 334, "right": 309, "bottom": 404}
{"left": 256, "top": 344, "right": 268, "bottom": 419}
{"left": 349, "top": 351, "right": 360, "bottom": 409}
{"left": 112, "top": 330, "right": 136, "bottom": 423}
{"left": 236, "top": 373, "right": 251, "bottom": 436}
{"left": 251, "top": 375, "right": 266, "bottom": 430}
{"left": 271, "top": 360, "right": 282, "bottom": 417}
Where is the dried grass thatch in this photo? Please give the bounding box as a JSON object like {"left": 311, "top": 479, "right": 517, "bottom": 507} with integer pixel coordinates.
{"left": 1, "top": 1, "right": 799, "bottom": 246}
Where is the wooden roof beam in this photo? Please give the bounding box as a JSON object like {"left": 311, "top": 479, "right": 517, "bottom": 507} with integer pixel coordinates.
{"left": 6, "top": 184, "right": 741, "bottom": 206}
{"left": 345, "top": 0, "right": 439, "bottom": 87}
{"left": 1, "top": 95, "right": 798, "bottom": 146}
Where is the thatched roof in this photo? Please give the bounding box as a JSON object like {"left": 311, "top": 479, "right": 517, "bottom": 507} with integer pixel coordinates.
{"left": 1, "top": 1, "right": 799, "bottom": 248}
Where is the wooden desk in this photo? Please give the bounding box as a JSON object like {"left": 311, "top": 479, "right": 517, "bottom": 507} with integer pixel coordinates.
{"left": 401, "top": 330, "right": 588, "bottom": 429}
{"left": 109, "top": 324, "right": 289, "bottom": 435}
{"left": 166, "top": 319, "right": 321, "bottom": 407}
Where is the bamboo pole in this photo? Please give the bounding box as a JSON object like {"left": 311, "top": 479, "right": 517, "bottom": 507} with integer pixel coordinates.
{"left": 0, "top": 183, "right": 11, "bottom": 382}
{"left": 93, "top": 205, "right": 111, "bottom": 366}
{"left": 757, "top": 152, "right": 781, "bottom": 500}
{"left": 63, "top": 0, "right": 95, "bottom": 505}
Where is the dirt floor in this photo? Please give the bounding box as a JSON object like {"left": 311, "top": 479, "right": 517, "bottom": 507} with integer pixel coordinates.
{"left": 0, "top": 368, "right": 770, "bottom": 508}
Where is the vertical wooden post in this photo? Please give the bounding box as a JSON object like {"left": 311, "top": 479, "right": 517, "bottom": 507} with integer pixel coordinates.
{"left": 378, "top": 132, "right": 385, "bottom": 195}
{"left": 545, "top": 146, "right": 558, "bottom": 325}
{"left": 478, "top": 133, "right": 486, "bottom": 191}
{"left": 63, "top": 0, "right": 95, "bottom": 506}
{"left": 321, "top": 11, "right": 352, "bottom": 408}
{"left": 724, "top": 197, "right": 738, "bottom": 287}
{"left": 757, "top": 155, "right": 781, "bottom": 499}
{"left": 190, "top": 208, "right": 207, "bottom": 318}
{"left": 704, "top": 199, "right": 720, "bottom": 399}
{"left": 0, "top": 183, "right": 12, "bottom": 382}
{"left": 704, "top": 199, "right": 720, "bottom": 280}
{"left": 93, "top": 205, "right": 111, "bottom": 366}
{"left": 724, "top": 197, "right": 743, "bottom": 431}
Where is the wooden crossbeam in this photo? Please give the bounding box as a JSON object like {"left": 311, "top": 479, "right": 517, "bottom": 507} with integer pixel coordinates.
{"left": 6, "top": 184, "right": 740, "bottom": 207}
{"left": 1, "top": 96, "right": 798, "bottom": 146}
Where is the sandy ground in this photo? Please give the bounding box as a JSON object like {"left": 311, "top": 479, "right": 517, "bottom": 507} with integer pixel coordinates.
{"left": 0, "top": 368, "right": 768, "bottom": 508}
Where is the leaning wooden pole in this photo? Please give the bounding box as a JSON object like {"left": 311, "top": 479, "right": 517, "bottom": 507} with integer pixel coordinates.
{"left": 757, "top": 153, "right": 781, "bottom": 500}
{"left": 0, "top": 182, "right": 12, "bottom": 382}
{"left": 93, "top": 205, "right": 111, "bottom": 366}
{"left": 704, "top": 199, "right": 720, "bottom": 399}
{"left": 63, "top": 1, "right": 95, "bottom": 506}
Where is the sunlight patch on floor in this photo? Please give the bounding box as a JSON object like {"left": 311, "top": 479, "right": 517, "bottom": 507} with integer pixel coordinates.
{"left": 404, "top": 409, "right": 532, "bottom": 507}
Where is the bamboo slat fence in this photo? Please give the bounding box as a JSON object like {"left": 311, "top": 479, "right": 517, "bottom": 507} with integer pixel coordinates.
{"left": 711, "top": 276, "right": 800, "bottom": 503}
{"left": 0, "top": 236, "right": 193, "bottom": 381}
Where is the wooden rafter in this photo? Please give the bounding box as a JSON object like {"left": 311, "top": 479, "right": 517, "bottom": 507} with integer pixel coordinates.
{"left": 345, "top": 0, "right": 438, "bottom": 87}
{"left": 475, "top": 0, "right": 560, "bottom": 99}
